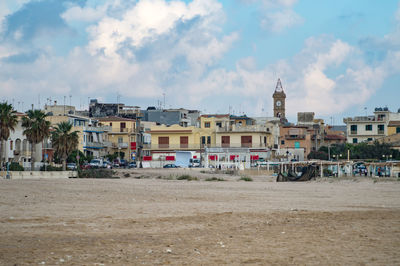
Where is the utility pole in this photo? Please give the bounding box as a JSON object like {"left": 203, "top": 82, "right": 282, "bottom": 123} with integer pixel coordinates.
{"left": 136, "top": 116, "right": 143, "bottom": 168}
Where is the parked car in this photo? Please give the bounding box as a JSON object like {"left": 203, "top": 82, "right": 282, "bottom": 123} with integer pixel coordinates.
{"left": 163, "top": 164, "right": 178, "bottom": 168}
{"left": 89, "top": 159, "right": 102, "bottom": 168}
{"left": 128, "top": 161, "right": 137, "bottom": 168}
{"left": 189, "top": 159, "right": 201, "bottom": 168}
{"left": 66, "top": 163, "right": 77, "bottom": 170}
{"left": 81, "top": 163, "right": 91, "bottom": 170}
{"left": 102, "top": 161, "right": 112, "bottom": 169}
{"left": 120, "top": 159, "right": 127, "bottom": 168}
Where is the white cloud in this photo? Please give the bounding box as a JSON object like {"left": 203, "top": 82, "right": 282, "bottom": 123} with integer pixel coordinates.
{"left": 261, "top": 8, "right": 303, "bottom": 33}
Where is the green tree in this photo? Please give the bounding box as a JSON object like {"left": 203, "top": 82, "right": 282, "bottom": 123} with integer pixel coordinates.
{"left": 51, "top": 122, "right": 79, "bottom": 171}
{"left": 0, "top": 102, "right": 18, "bottom": 166}
{"left": 22, "top": 110, "right": 51, "bottom": 170}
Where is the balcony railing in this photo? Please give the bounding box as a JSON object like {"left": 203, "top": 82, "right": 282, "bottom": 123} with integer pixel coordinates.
{"left": 85, "top": 142, "right": 106, "bottom": 148}
{"left": 84, "top": 125, "right": 111, "bottom": 132}
{"left": 142, "top": 143, "right": 270, "bottom": 150}
{"left": 284, "top": 135, "right": 306, "bottom": 140}
{"left": 378, "top": 130, "right": 384, "bottom": 135}
{"left": 216, "top": 125, "right": 270, "bottom": 133}
{"left": 350, "top": 130, "right": 357, "bottom": 135}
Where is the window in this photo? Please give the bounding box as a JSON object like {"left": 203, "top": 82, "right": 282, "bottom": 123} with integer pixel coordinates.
{"left": 378, "top": 124, "right": 385, "bottom": 134}
{"left": 207, "top": 136, "right": 211, "bottom": 144}
{"left": 118, "top": 137, "right": 123, "bottom": 143}
{"left": 241, "top": 136, "right": 252, "bottom": 147}
{"left": 353, "top": 138, "right": 358, "bottom": 144}
{"left": 201, "top": 136, "right": 206, "bottom": 144}
{"left": 158, "top": 137, "right": 169, "bottom": 148}
{"left": 204, "top": 122, "right": 210, "bottom": 128}
{"left": 180, "top": 136, "right": 188, "bottom": 148}
{"left": 264, "top": 136, "right": 267, "bottom": 144}
{"left": 10, "top": 140, "right": 13, "bottom": 150}
{"left": 367, "top": 138, "right": 373, "bottom": 141}
{"left": 397, "top": 127, "right": 400, "bottom": 134}
{"left": 365, "top": 125, "right": 372, "bottom": 131}
{"left": 221, "top": 136, "right": 230, "bottom": 147}
{"left": 216, "top": 122, "right": 222, "bottom": 128}
{"left": 350, "top": 125, "right": 357, "bottom": 134}
{"left": 281, "top": 140, "right": 285, "bottom": 145}
{"left": 110, "top": 122, "right": 112, "bottom": 126}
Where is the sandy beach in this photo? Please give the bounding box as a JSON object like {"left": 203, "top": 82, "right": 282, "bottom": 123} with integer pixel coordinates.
{"left": 1, "top": 169, "right": 399, "bottom": 265}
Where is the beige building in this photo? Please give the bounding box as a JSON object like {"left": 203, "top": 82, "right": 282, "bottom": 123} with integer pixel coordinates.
{"left": 344, "top": 108, "right": 400, "bottom": 144}
{"left": 97, "top": 117, "right": 137, "bottom": 161}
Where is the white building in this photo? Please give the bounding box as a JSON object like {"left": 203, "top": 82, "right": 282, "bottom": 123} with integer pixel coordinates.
{"left": 5, "top": 113, "right": 42, "bottom": 169}
{"left": 343, "top": 108, "right": 400, "bottom": 144}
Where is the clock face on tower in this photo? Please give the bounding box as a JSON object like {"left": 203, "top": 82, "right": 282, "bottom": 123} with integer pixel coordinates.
{"left": 276, "top": 100, "right": 281, "bottom": 107}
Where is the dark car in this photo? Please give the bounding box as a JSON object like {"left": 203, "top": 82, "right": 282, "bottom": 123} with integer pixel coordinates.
{"left": 163, "top": 164, "right": 178, "bottom": 168}
{"left": 128, "top": 161, "right": 137, "bottom": 168}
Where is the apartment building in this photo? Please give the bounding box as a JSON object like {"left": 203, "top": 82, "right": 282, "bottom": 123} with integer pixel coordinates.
{"left": 97, "top": 116, "right": 137, "bottom": 161}
{"left": 46, "top": 114, "right": 111, "bottom": 158}
{"left": 343, "top": 108, "right": 400, "bottom": 143}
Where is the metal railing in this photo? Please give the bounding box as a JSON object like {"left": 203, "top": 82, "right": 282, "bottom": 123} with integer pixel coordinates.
{"left": 284, "top": 135, "right": 306, "bottom": 140}
{"left": 142, "top": 143, "right": 271, "bottom": 150}
{"left": 84, "top": 125, "right": 112, "bottom": 132}
{"left": 85, "top": 142, "right": 106, "bottom": 148}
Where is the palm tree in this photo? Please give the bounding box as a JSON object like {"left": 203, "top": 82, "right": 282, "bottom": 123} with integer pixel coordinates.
{"left": 51, "top": 121, "right": 79, "bottom": 171}
{"left": 0, "top": 102, "right": 18, "bottom": 167}
{"left": 22, "top": 110, "right": 51, "bottom": 170}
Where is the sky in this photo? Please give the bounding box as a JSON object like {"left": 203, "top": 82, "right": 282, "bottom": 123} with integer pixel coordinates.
{"left": 0, "top": 0, "right": 399, "bottom": 125}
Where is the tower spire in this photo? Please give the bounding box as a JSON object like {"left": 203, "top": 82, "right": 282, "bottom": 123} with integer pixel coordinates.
{"left": 275, "top": 78, "right": 283, "bottom": 92}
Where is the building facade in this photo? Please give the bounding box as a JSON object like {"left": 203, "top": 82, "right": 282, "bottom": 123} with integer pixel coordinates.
{"left": 343, "top": 108, "right": 400, "bottom": 143}
{"left": 97, "top": 116, "right": 137, "bottom": 161}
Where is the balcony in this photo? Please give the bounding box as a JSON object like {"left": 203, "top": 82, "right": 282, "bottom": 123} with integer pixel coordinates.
{"left": 84, "top": 125, "right": 111, "bottom": 133}
{"left": 216, "top": 125, "right": 270, "bottom": 133}
{"left": 350, "top": 131, "right": 357, "bottom": 135}
{"left": 142, "top": 143, "right": 270, "bottom": 150}
{"left": 378, "top": 130, "right": 385, "bottom": 135}
{"left": 285, "top": 135, "right": 306, "bottom": 140}
{"left": 85, "top": 142, "right": 106, "bottom": 149}
{"left": 103, "top": 141, "right": 112, "bottom": 147}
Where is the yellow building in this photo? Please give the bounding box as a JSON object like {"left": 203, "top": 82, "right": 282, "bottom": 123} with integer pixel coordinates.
{"left": 146, "top": 125, "right": 201, "bottom": 159}
{"left": 145, "top": 114, "right": 273, "bottom": 166}
{"left": 388, "top": 121, "right": 400, "bottom": 136}
{"left": 97, "top": 117, "right": 137, "bottom": 161}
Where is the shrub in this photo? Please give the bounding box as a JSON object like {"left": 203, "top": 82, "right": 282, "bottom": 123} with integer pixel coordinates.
{"left": 78, "top": 169, "right": 117, "bottom": 179}
{"left": 40, "top": 165, "right": 63, "bottom": 171}
{"left": 9, "top": 162, "right": 24, "bottom": 171}
{"left": 205, "top": 177, "right": 225, "bottom": 181}
{"left": 239, "top": 176, "right": 253, "bottom": 182}
{"left": 177, "top": 175, "right": 198, "bottom": 181}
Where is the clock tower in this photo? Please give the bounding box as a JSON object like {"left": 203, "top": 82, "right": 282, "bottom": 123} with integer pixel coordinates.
{"left": 273, "top": 78, "right": 286, "bottom": 119}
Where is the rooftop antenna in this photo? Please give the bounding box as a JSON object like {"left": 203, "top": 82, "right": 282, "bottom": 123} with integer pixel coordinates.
{"left": 163, "top": 92, "right": 166, "bottom": 110}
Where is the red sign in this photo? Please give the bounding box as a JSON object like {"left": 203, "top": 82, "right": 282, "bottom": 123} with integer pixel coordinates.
{"left": 230, "top": 155, "right": 239, "bottom": 161}
{"left": 143, "top": 156, "right": 152, "bottom": 161}
{"left": 165, "top": 156, "right": 175, "bottom": 161}
{"left": 193, "top": 155, "right": 197, "bottom": 159}
{"left": 130, "top": 142, "right": 137, "bottom": 150}
{"left": 209, "top": 155, "right": 218, "bottom": 161}
{"left": 251, "top": 155, "right": 259, "bottom": 160}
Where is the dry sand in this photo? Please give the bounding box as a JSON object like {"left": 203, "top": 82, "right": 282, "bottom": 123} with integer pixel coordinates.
{"left": 1, "top": 168, "right": 400, "bottom": 265}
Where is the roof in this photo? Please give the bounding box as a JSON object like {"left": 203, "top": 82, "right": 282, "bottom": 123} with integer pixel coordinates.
{"left": 97, "top": 116, "right": 136, "bottom": 122}
{"left": 324, "top": 134, "right": 346, "bottom": 140}
{"left": 200, "top": 114, "right": 230, "bottom": 118}
{"left": 388, "top": 121, "right": 400, "bottom": 127}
